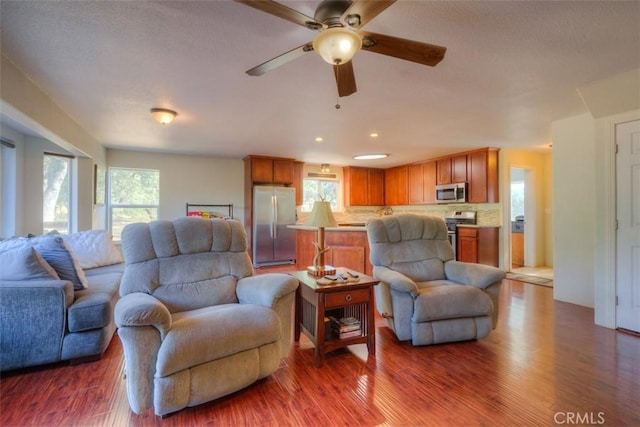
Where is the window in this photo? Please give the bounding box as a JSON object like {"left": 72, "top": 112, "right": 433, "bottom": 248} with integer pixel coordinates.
{"left": 109, "top": 168, "right": 159, "bottom": 240}
{"left": 302, "top": 178, "right": 339, "bottom": 212}
{"left": 511, "top": 181, "right": 524, "bottom": 221}
{"left": 0, "top": 139, "right": 16, "bottom": 236}
{"left": 43, "top": 153, "right": 72, "bottom": 234}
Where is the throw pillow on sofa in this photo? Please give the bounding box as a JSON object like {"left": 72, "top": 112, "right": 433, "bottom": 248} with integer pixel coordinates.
{"left": 0, "top": 246, "right": 60, "bottom": 281}
{"left": 33, "top": 237, "right": 89, "bottom": 291}
{"left": 61, "top": 229, "right": 123, "bottom": 269}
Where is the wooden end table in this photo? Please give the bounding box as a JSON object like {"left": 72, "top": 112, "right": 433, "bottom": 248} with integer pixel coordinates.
{"left": 290, "top": 268, "right": 379, "bottom": 367}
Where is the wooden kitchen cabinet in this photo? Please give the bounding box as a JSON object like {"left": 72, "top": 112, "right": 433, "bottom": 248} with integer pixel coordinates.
{"left": 295, "top": 229, "right": 373, "bottom": 276}
{"left": 384, "top": 165, "right": 408, "bottom": 206}
{"left": 368, "top": 168, "right": 385, "bottom": 206}
{"left": 468, "top": 149, "right": 499, "bottom": 203}
{"left": 457, "top": 226, "right": 499, "bottom": 267}
{"left": 343, "top": 167, "right": 385, "bottom": 206}
{"left": 512, "top": 232, "right": 524, "bottom": 267}
{"left": 436, "top": 158, "right": 451, "bottom": 185}
{"left": 408, "top": 160, "right": 437, "bottom": 205}
{"left": 452, "top": 155, "right": 467, "bottom": 183}
{"left": 423, "top": 161, "right": 437, "bottom": 204}
{"left": 436, "top": 155, "right": 467, "bottom": 185}
{"left": 244, "top": 155, "right": 294, "bottom": 184}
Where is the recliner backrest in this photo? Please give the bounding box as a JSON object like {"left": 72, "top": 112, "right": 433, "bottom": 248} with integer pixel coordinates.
{"left": 367, "top": 214, "right": 454, "bottom": 282}
{"left": 119, "top": 217, "right": 253, "bottom": 313}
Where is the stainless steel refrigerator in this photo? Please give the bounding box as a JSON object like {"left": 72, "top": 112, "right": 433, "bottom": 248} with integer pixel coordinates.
{"left": 252, "top": 186, "right": 296, "bottom": 267}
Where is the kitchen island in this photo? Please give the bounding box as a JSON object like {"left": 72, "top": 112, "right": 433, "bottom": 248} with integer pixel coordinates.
{"left": 289, "top": 225, "right": 372, "bottom": 275}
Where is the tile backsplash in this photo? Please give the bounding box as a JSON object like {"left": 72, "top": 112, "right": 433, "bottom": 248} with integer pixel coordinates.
{"left": 297, "top": 204, "right": 502, "bottom": 227}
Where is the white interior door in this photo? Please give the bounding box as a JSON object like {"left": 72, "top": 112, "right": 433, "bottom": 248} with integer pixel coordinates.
{"left": 616, "top": 119, "right": 640, "bottom": 332}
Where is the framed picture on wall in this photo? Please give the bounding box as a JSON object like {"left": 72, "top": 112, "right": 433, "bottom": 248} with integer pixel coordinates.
{"left": 94, "top": 164, "right": 106, "bottom": 205}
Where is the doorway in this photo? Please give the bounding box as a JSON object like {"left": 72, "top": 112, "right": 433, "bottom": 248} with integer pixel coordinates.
{"left": 509, "top": 166, "right": 553, "bottom": 281}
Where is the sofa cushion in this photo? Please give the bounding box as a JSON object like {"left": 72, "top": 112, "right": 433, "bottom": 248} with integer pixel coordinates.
{"left": 34, "top": 237, "right": 88, "bottom": 291}
{"left": 68, "top": 272, "right": 121, "bottom": 332}
{"left": 62, "top": 230, "right": 123, "bottom": 269}
{"left": 156, "top": 303, "right": 281, "bottom": 377}
{"left": 413, "top": 282, "right": 493, "bottom": 323}
{"left": 0, "top": 246, "right": 60, "bottom": 281}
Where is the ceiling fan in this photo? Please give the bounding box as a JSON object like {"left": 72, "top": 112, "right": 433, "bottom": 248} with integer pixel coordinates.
{"left": 235, "top": 0, "right": 446, "bottom": 97}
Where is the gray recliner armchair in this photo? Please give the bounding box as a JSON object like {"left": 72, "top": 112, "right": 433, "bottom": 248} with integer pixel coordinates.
{"left": 114, "top": 217, "right": 298, "bottom": 416}
{"left": 367, "top": 214, "right": 505, "bottom": 346}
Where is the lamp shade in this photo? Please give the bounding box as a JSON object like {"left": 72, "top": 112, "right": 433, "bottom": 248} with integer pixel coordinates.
{"left": 305, "top": 201, "right": 338, "bottom": 228}
{"left": 312, "top": 27, "right": 362, "bottom": 65}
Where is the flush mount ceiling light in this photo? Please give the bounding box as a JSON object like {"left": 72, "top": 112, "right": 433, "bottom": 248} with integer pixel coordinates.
{"left": 353, "top": 154, "right": 388, "bottom": 160}
{"left": 312, "top": 27, "right": 362, "bottom": 65}
{"left": 150, "top": 108, "right": 177, "bottom": 125}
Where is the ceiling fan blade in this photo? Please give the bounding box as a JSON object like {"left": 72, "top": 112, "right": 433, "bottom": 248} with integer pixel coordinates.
{"left": 333, "top": 62, "right": 357, "bottom": 97}
{"left": 234, "top": 0, "right": 322, "bottom": 29}
{"left": 341, "top": 0, "right": 396, "bottom": 29}
{"left": 246, "top": 42, "right": 313, "bottom": 76}
{"left": 360, "top": 31, "right": 446, "bottom": 67}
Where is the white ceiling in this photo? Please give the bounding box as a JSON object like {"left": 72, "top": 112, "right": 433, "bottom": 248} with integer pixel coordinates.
{"left": 1, "top": 0, "right": 639, "bottom": 167}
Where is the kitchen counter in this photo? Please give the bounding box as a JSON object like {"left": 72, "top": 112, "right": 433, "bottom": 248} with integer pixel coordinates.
{"left": 456, "top": 224, "right": 502, "bottom": 229}
{"left": 288, "top": 224, "right": 367, "bottom": 232}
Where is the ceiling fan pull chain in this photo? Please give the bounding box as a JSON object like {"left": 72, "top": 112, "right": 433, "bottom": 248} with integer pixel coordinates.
{"left": 335, "top": 95, "right": 341, "bottom": 110}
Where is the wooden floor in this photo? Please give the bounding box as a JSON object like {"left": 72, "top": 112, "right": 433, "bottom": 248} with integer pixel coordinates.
{"left": 1, "top": 279, "right": 639, "bottom": 426}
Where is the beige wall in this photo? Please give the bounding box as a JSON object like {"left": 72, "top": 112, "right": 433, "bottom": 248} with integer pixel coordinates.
{"left": 107, "top": 149, "right": 245, "bottom": 225}
{"left": 1, "top": 55, "right": 104, "bottom": 232}
{"left": 552, "top": 113, "right": 596, "bottom": 308}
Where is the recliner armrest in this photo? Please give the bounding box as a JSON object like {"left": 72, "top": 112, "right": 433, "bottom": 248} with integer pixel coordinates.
{"left": 115, "top": 292, "right": 171, "bottom": 339}
{"left": 236, "top": 274, "right": 299, "bottom": 308}
{"left": 373, "top": 266, "right": 419, "bottom": 296}
{"left": 444, "top": 261, "right": 506, "bottom": 289}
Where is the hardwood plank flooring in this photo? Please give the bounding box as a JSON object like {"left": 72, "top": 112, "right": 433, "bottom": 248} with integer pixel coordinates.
{"left": 1, "top": 279, "right": 638, "bottom": 426}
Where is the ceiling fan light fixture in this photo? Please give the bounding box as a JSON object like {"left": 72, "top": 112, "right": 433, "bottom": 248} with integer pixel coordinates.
{"left": 313, "top": 27, "right": 362, "bottom": 65}
{"left": 353, "top": 153, "right": 388, "bottom": 160}
{"left": 150, "top": 108, "right": 177, "bottom": 125}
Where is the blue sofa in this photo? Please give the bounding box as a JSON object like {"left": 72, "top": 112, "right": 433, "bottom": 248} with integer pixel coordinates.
{"left": 0, "top": 231, "right": 123, "bottom": 371}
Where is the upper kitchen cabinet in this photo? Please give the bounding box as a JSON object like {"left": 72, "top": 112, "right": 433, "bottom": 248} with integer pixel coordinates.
{"left": 244, "top": 155, "right": 295, "bottom": 184}
{"left": 436, "top": 155, "right": 467, "bottom": 185}
{"left": 384, "top": 165, "right": 408, "bottom": 206}
{"left": 468, "top": 148, "right": 499, "bottom": 203}
{"left": 408, "top": 161, "right": 436, "bottom": 205}
{"left": 452, "top": 155, "right": 468, "bottom": 183}
{"left": 343, "top": 166, "right": 384, "bottom": 206}
{"left": 436, "top": 158, "right": 451, "bottom": 185}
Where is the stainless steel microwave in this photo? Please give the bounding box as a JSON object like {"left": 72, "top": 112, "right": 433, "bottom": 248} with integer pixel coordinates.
{"left": 435, "top": 182, "right": 467, "bottom": 204}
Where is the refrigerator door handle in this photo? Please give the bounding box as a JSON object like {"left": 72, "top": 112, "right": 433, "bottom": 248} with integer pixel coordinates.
{"left": 270, "top": 195, "right": 275, "bottom": 239}
{"left": 273, "top": 195, "right": 278, "bottom": 239}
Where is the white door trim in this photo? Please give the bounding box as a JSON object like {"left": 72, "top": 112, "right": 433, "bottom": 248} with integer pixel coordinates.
{"left": 595, "top": 110, "right": 640, "bottom": 328}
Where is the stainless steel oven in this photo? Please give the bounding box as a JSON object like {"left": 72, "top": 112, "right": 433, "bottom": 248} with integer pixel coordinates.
{"left": 444, "top": 211, "right": 477, "bottom": 259}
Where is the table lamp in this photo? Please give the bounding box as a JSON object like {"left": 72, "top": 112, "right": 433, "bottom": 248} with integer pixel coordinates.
{"left": 305, "top": 200, "right": 338, "bottom": 277}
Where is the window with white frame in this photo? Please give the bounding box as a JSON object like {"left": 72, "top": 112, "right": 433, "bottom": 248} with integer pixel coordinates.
{"left": 109, "top": 167, "right": 159, "bottom": 240}
{"left": 43, "top": 153, "right": 72, "bottom": 234}
{"left": 0, "top": 138, "right": 17, "bottom": 236}
{"left": 302, "top": 178, "right": 340, "bottom": 212}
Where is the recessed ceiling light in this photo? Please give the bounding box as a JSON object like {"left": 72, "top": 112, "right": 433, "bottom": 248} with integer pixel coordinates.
{"left": 315, "top": 137, "right": 323, "bottom": 142}
{"left": 353, "top": 153, "right": 388, "bottom": 160}
{"left": 370, "top": 132, "right": 379, "bottom": 138}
